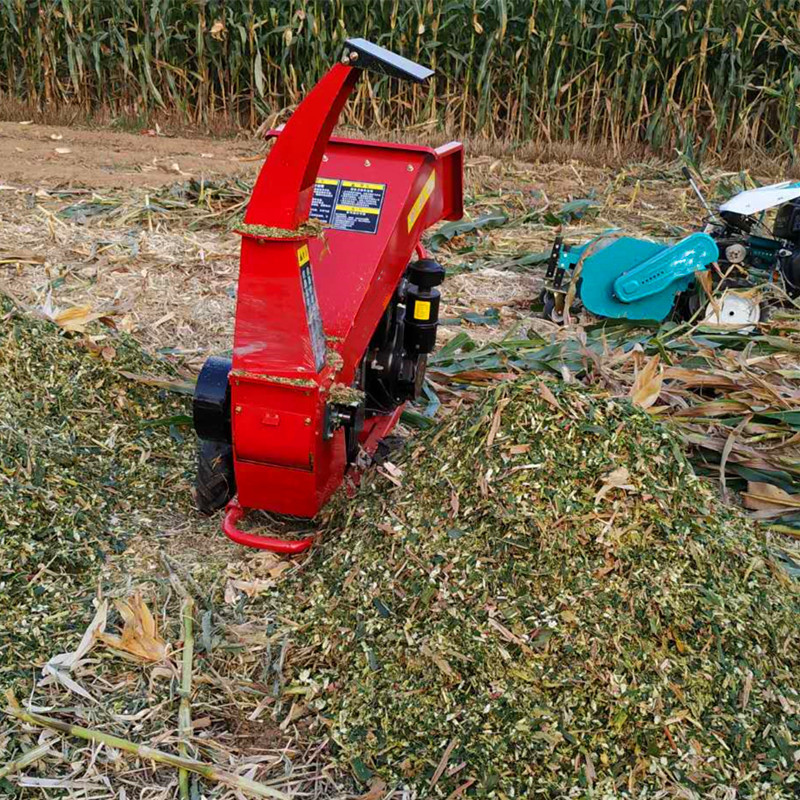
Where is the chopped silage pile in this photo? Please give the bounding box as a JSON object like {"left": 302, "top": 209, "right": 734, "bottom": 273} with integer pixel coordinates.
{"left": 264, "top": 382, "right": 800, "bottom": 797}
{"left": 0, "top": 297, "right": 192, "bottom": 687}
{"left": 2, "top": 297, "right": 798, "bottom": 798}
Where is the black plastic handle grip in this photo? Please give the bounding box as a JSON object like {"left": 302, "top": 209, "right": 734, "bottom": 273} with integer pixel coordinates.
{"left": 344, "top": 38, "right": 434, "bottom": 84}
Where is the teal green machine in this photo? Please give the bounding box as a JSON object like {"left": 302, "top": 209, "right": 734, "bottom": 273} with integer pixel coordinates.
{"left": 543, "top": 232, "right": 719, "bottom": 322}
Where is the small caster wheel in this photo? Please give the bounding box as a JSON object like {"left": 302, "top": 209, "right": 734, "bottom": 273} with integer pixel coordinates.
{"left": 541, "top": 291, "right": 564, "bottom": 323}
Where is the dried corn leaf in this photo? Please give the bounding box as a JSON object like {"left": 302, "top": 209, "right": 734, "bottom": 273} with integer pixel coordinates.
{"left": 630, "top": 354, "right": 662, "bottom": 409}
{"left": 46, "top": 600, "right": 108, "bottom": 671}
{"left": 743, "top": 481, "right": 800, "bottom": 513}
{"left": 98, "top": 594, "right": 167, "bottom": 662}
{"left": 50, "top": 305, "right": 104, "bottom": 333}
{"left": 39, "top": 600, "right": 109, "bottom": 700}
{"left": 594, "top": 466, "right": 633, "bottom": 503}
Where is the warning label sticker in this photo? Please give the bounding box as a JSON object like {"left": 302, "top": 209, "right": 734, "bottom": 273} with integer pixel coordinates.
{"left": 309, "top": 178, "right": 339, "bottom": 228}
{"left": 413, "top": 300, "right": 431, "bottom": 321}
{"left": 297, "top": 245, "right": 326, "bottom": 372}
{"left": 309, "top": 178, "right": 386, "bottom": 235}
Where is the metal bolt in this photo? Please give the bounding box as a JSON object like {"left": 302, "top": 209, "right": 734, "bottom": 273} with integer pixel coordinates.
{"left": 304, "top": 417, "right": 311, "bottom": 425}
{"left": 235, "top": 405, "right": 242, "bottom": 413}
{"left": 349, "top": 51, "right": 359, "bottom": 62}
{"left": 322, "top": 154, "right": 329, "bottom": 162}
{"left": 364, "top": 159, "right": 371, "bottom": 167}
{"left": 407, "top": 164, "right": 414, "bottom": 172}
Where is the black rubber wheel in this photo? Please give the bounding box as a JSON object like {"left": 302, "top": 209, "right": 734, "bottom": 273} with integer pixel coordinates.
{"left": 541, "top": 290, "right": 569, "bottom": 323}
{"left": 196, "top": 439, "right": 236, "bottom": 515}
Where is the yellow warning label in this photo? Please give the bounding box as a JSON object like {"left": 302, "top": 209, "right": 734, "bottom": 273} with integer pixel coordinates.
{"left": 341, "top": 180, "right": 385, "bottom": 190}
{"left": 407, "top": 171, "right": 436, "bottom": 232}
{"left": 413, "top": 300, "right": 431, "bottom": 321}
{"left": 296, "top": 244, "right": 310, "bottom": 267}
{"left": 311, "top": 177, "right": 387, "bottom": 234}
{"left": 335, "top": 204, "right": 380, "bottom": 215}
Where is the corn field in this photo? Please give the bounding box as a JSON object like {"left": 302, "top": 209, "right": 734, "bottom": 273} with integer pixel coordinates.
{"left": 1, "top": 0, "right": 799, "bottom": 159}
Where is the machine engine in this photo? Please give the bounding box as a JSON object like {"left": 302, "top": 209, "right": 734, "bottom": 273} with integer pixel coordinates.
{"left": 713, "top": 181, "right": 800, "bottom": 298}
{"left": 365, "top": 258, "right": 444, "bottom": 414}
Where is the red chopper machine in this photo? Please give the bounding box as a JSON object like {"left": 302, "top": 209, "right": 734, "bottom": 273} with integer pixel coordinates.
{"left": 192, "top": 39, "right": 464, "bottom": 553}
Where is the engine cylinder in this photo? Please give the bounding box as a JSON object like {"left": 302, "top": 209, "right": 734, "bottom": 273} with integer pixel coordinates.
{"left": 404, "top": 259, "right": 445, "bottom": 355}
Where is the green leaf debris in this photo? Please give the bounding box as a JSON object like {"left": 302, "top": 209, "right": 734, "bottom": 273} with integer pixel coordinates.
{"left": 0, "top": 297, "right": 191, "bottom": 686}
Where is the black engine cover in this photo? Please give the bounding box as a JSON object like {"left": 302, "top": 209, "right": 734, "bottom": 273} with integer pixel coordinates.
{"left": 774, "top": 199, "right": 800, "bottom": 244}
{"left": 364, "top": 259, "right": 445, "bottom": 414}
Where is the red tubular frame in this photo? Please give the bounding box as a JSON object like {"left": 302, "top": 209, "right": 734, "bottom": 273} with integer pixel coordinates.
{"left": 223, "top": 499, "right": 314, "bottom": 554}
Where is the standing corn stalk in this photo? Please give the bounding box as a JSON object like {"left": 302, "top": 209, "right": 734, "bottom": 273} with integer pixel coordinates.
{"left": 0, "top": 1, "right": 797, "bottom": 159}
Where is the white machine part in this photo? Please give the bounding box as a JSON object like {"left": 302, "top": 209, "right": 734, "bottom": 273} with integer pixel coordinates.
{"left": 703, "top": 291, "right": 760, "bottom": 333}
{"left": 720, "top": 181, "right": 800, "bottom": 216}
{"left": 724, "top": 243, "right": 747, "bottom": 263}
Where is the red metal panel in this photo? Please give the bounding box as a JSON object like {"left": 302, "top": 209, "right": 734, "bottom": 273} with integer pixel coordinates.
{"left": 232, "top": 377, "right": 346, "bottom": 515}
{"left": 306, "top": 139, "right": 463, "bottom": 384}
{"left": 308, "top": 144, "right": 430, "bottom": 342}
{"left": 232, "top": 380, "right": 315, "bottom": 470}
{"left": 431, "top": 143, "right": 464, "bottom": 223}
{"left": 234, "top": 237, "right": 319, "bottom": 375}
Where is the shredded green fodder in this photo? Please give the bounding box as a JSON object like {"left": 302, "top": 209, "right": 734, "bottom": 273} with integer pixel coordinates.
{"left": 266, "top": 382, "right": 799, "bottom": 797}
{"left": 0, "top": 299, "right": 191, "bottom": 688}
{"left": 328, "top": 383, "right": 365, "bottom": 406}
{"left": 235, "top": 218, "right": 325, "bottom": 239}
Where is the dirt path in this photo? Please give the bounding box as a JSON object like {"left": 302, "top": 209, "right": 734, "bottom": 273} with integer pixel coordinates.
{"left": 0, "top": 120, "right": 262, "bottom": 188}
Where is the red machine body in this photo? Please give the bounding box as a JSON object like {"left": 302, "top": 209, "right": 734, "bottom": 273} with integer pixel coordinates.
{"left": 193, "top": 40, "right": 463, "bottom": 551}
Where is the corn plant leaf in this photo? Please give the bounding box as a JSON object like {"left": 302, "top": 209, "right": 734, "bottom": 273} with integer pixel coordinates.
{"left": 49, "top": 305, "right": 104, "bottom": 333}
{"left": 428, "top": 210, "right": 508, "bottom": 251}
{"left": 630, "top": 355, "right": 662, "bottom": 409}
{"left": 98, "top": 594, "right": 167, "bottom": 662}
{"left": 743, "top": 482, "right": 800, "bottom": 514}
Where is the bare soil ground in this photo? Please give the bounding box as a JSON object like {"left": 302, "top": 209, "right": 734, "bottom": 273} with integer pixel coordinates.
{"left": 0, "top": 121, "right": 728, "bottom": 366}
{"left": 0, "top": 120, "right": 259, "bottom": 188}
